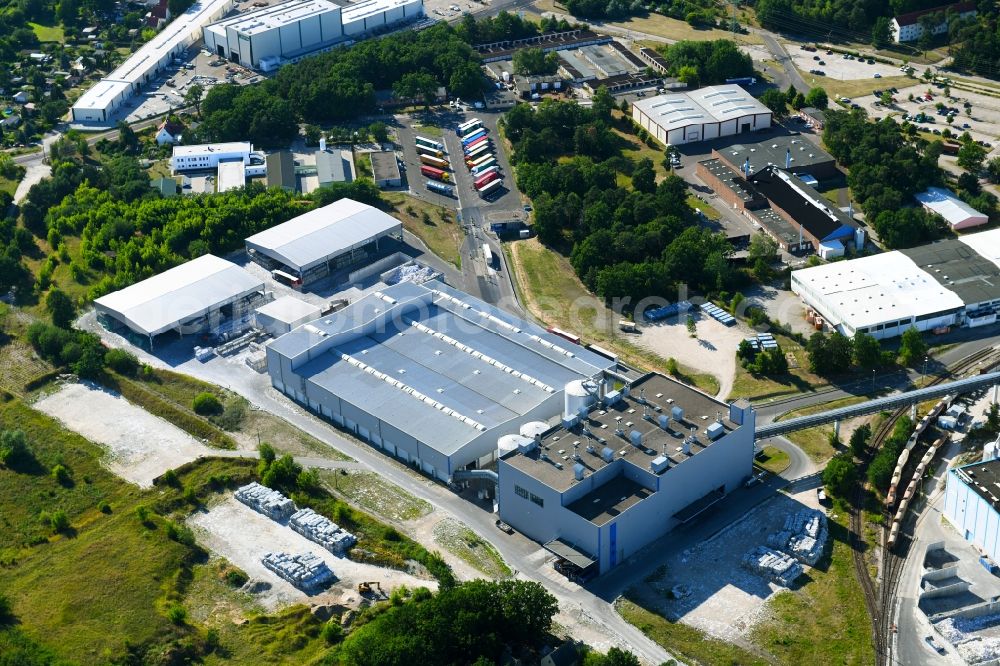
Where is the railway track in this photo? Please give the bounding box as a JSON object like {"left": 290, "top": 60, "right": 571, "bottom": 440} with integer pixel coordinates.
{"left": 847, "top": 346, "right": 998, "bottom": 665}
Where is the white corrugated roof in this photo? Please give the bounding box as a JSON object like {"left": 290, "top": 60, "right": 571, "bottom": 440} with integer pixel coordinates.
{"left": 792, "top": 251, "right": 963, "bottom": 329}
{"left": 633, "top": 85, "right": 770, "bottom": 132}
{"left": 958, "top": 227, "right": 1000, "bottom": 267}
{"left": 244, "top": 198, "right": 402, "bottom": 272}
{"left": 94, "top": 254, "right": 263, "bottom": 336}
{"left": 915, "top": 187, "right": 987, "bottom": 228}
{"left": 255, "top": 295, "right": 321, "bottom": 324}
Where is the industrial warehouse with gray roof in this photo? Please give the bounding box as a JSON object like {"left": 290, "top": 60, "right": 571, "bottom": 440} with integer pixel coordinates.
{"left": 265, "top": 280, "right": 615, "bottom": 480}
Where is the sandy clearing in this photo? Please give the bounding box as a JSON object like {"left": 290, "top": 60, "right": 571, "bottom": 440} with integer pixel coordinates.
{"left": 33, "top": 381, "right": 217, "bottom": 487}
{"left": 634, "top": 312, "right": 749, "bottom": 400}
{"left": 188, "top": 496, "right": 436, "bottom": 611}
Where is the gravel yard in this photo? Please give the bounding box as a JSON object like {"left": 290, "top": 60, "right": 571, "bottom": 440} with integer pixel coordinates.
{"left": 635, "top": 490, "right": 825, "bottom": 644}
{"left": 188, "top": 496, "right": 436, "bottom": 611}
{"left": 33, "top": 381, "right": 217, "bottom": 487}
{"left": 634, "top": 311, "right": 750, "bottom": 399}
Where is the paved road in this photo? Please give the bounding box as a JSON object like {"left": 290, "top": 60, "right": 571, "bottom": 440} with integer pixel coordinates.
{"left": 760, "top": 33, "right": 809, "bottom": 94}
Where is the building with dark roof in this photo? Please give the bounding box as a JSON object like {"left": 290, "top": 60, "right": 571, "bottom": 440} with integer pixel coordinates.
{"left": 369, "top": 151, "right": 401, "bottom": 188}
{"left": 712, "top": 136, "right": 838, "bottom": 180}
{"left": 498, "top": 372, "right": 755, "bottom": 576}
{"left": 316, "top": 150, "right": 352, "bottom": 188}
{"left": 747, "top": 166, "right": 858, "bottom": 253}
{"left": 267, "top": 151, "right": 297, "bottom": 192}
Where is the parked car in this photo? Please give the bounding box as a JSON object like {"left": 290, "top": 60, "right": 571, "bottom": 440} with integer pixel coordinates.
{"left": 873, "top": 73, "right": 882, "bottom": 78}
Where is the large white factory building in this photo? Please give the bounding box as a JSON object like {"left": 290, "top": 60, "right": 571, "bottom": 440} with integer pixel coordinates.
{"left": 632, "top": 85, "right": 772, "bottom": 146}
{"left": 203, "top": 0, "right": 423, "bottom": 71}
{"left": 72, "top": 0, "right": 234, "bottom": 124}
{"left": 791, "top": 228, "right": 1000, "bottom": 340}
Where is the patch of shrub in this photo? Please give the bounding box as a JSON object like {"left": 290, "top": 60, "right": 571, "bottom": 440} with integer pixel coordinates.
{"left": 192, "top": 392, "right": 223, "bottom": 416}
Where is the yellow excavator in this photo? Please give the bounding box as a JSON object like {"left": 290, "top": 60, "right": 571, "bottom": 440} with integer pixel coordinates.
{"left": 357, "top": 581, "right": 383, "bottom": 597}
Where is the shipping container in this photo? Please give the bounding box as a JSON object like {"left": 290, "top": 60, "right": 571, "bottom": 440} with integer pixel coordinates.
{"left": 461, "top": 128, "right": 487, "bottom": 146}
{"left": 547, "top": 326, "right": 581, "bottom": 345}
{"left": 418, "top": 146, "right": 444, "bottom": 158}
{"left": 474, "top": 170, "right": 499, "bottom": 189}
{"left": 426, "top": 180, "right": 454, "bottom": 196}
{"left": 471, "top": 157, "right": 497, "bottom": 174}
{"left": 420, "top": 165, "right": 449, "bottom": 181}
{"left": 419, "top": 154, "right": 450, "bottom": 169}
{"left": 477, "top": 178, "right": 503, "bottom": 199}
{"left": 415, "top": 135, "right": 444, "bottom": 151}
{"left": 463, "top": 136, "right": 489, "bottom": 153}
{"left": 457, "top": 118, "right": 482, "bottom": 136}
{"left": 464, "top": 144, "right": 491, "bottom": 165}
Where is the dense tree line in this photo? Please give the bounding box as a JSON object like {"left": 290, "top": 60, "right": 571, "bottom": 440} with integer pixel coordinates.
{"left": 754, "top": 0, "right": 971, "bottom": 40}
{"left": 504, "top": 98, "right": 738, "bottom": 300}
{"left": 656, "top": 39, "right": 753, "bottom": 87}
{"left": 334, "top": 580, "right": 558, "bottom": 665}
{"left": 951, "top": 10, "right": 1000, "bottom": 80}
{"left": 454, "top": 11, "right": 575, "bottom": 44}
{"left": 193, "top": 24, "right": 486, "bottom": 145}
{"left": 822, "top": 109, "right": 945, "bottom": 248}
{"left": 868, "top": 416, "right": 914, "bottom": 491}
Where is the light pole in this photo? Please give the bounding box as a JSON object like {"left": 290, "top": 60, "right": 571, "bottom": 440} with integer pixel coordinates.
{"left": 922, "top": 355, "right": 929, "bottom": 385}
{"left": 872, "top": 368, "right": 876, "bottom": 393}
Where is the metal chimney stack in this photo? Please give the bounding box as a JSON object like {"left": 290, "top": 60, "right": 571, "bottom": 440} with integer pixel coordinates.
{"left": 786, "top": 148, "right": 791, "bottom": 169}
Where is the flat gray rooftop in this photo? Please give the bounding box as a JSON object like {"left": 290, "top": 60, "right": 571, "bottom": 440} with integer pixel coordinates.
{"left": 900, "top": 239, "right": 1000, "bottom": 307}
{"left": 504, "top": 373, "right": 734, "bottom": 493}
{"left": 700, "top": 159, "right": 759, "bottom": 205}
{"left": 567, "top": 474, "right": 652, "bottom": 526}
{"left": 716, "top": 136, "right": 834, "bottom": 175}
{"left": 273, "top": 280, "right": 613, "bottom": 454}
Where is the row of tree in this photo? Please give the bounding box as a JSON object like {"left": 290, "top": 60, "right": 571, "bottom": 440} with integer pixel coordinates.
{"left": 193, "top": 23, "right": 487, "bottom": 146}
{"left": 655, "top": 39, "right": 753, "bottom": 88}
{"left": 806, "top": 326, "right": 927, "bottom": 376}
{"left": 822, "top": 109, "right": 946, "bottom": 248}
{"left": 505, "top": 97, "right": 745, "bottom": 300}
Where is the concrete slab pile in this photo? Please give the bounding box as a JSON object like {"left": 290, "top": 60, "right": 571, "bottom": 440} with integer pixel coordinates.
{"left": 261, "top": 551, "right": 335, "bottom": 591}
{"left": 289, "top": 507, "right": 357, "bottom": 554}
{"left": 742, "top": 545, "right": 803, "bottom": 586}
{"left": 235, "top": 482, "right": 296, "bottom": 520}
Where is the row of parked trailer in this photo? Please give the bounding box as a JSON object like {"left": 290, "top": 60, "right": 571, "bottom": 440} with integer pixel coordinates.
{"left": 415, "top": 134, "right": 455, "bottom": 196}
{"left": 458, "top": 119, "right": 503, "bottom": 199}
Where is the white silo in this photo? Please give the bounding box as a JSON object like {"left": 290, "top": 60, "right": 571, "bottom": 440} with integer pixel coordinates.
{"left": 498, "top": 434, "right": 531, "bottom": 457}
{"left": 520, "top": 421, "right": 549, "bottom": 439}
{"left": 564, "top": 380, "right": 593, "bottom": 420}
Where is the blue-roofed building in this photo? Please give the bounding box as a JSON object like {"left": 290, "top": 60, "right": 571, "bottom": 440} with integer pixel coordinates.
{"left": 265, "top": 280, "right": 615, "bottom": 480}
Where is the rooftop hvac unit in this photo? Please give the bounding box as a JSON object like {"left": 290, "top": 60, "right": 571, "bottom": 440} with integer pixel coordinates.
{"left": 682, "top": 438, "right": 692, "bottom": 455}
{"left": 706, "top": 422, "right": 725, "bottom": 441}
{"left": 601, "top": 446, "right": 614, "bottom": 463}
{"left": 650, "top": 455, "right": 669, "bottom": 474}
{"left": 658, "top": 414, "right": 670, "bottom": 430}
{"left": 573, "top": 463, "right": 585, "bottom": 480}
{"left": 671, "top": 405, "right": 685, "bottom": 421}
{"left": 630, "top": 430, "right": 642, "bottom": 447}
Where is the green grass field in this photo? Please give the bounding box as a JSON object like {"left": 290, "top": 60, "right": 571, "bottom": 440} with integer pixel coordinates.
{"left": 28, "top": 22, "right": 64, "bottom": 43}
{"left": 432, "top": 519, "right": 511, "bottom": 579}
{"left": 616, "top": 597, "right": 770, "bottom": 665}
{"left": 506, "top": 239, "right": 719, "bottom": 395}
{"left": 751, "top": 513, "right": 875, "bottom": 665}
{"left": 755, "top": 445, "right": 790, "bottom": 474}
{"left": 384, "top": 191, "right": 463, "bottom": 268}
{"left": 319, "top": 470, "right": 431, "bottom": 522}
{"left": 775, "top": 395, "right": 868, "bottom": 462}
